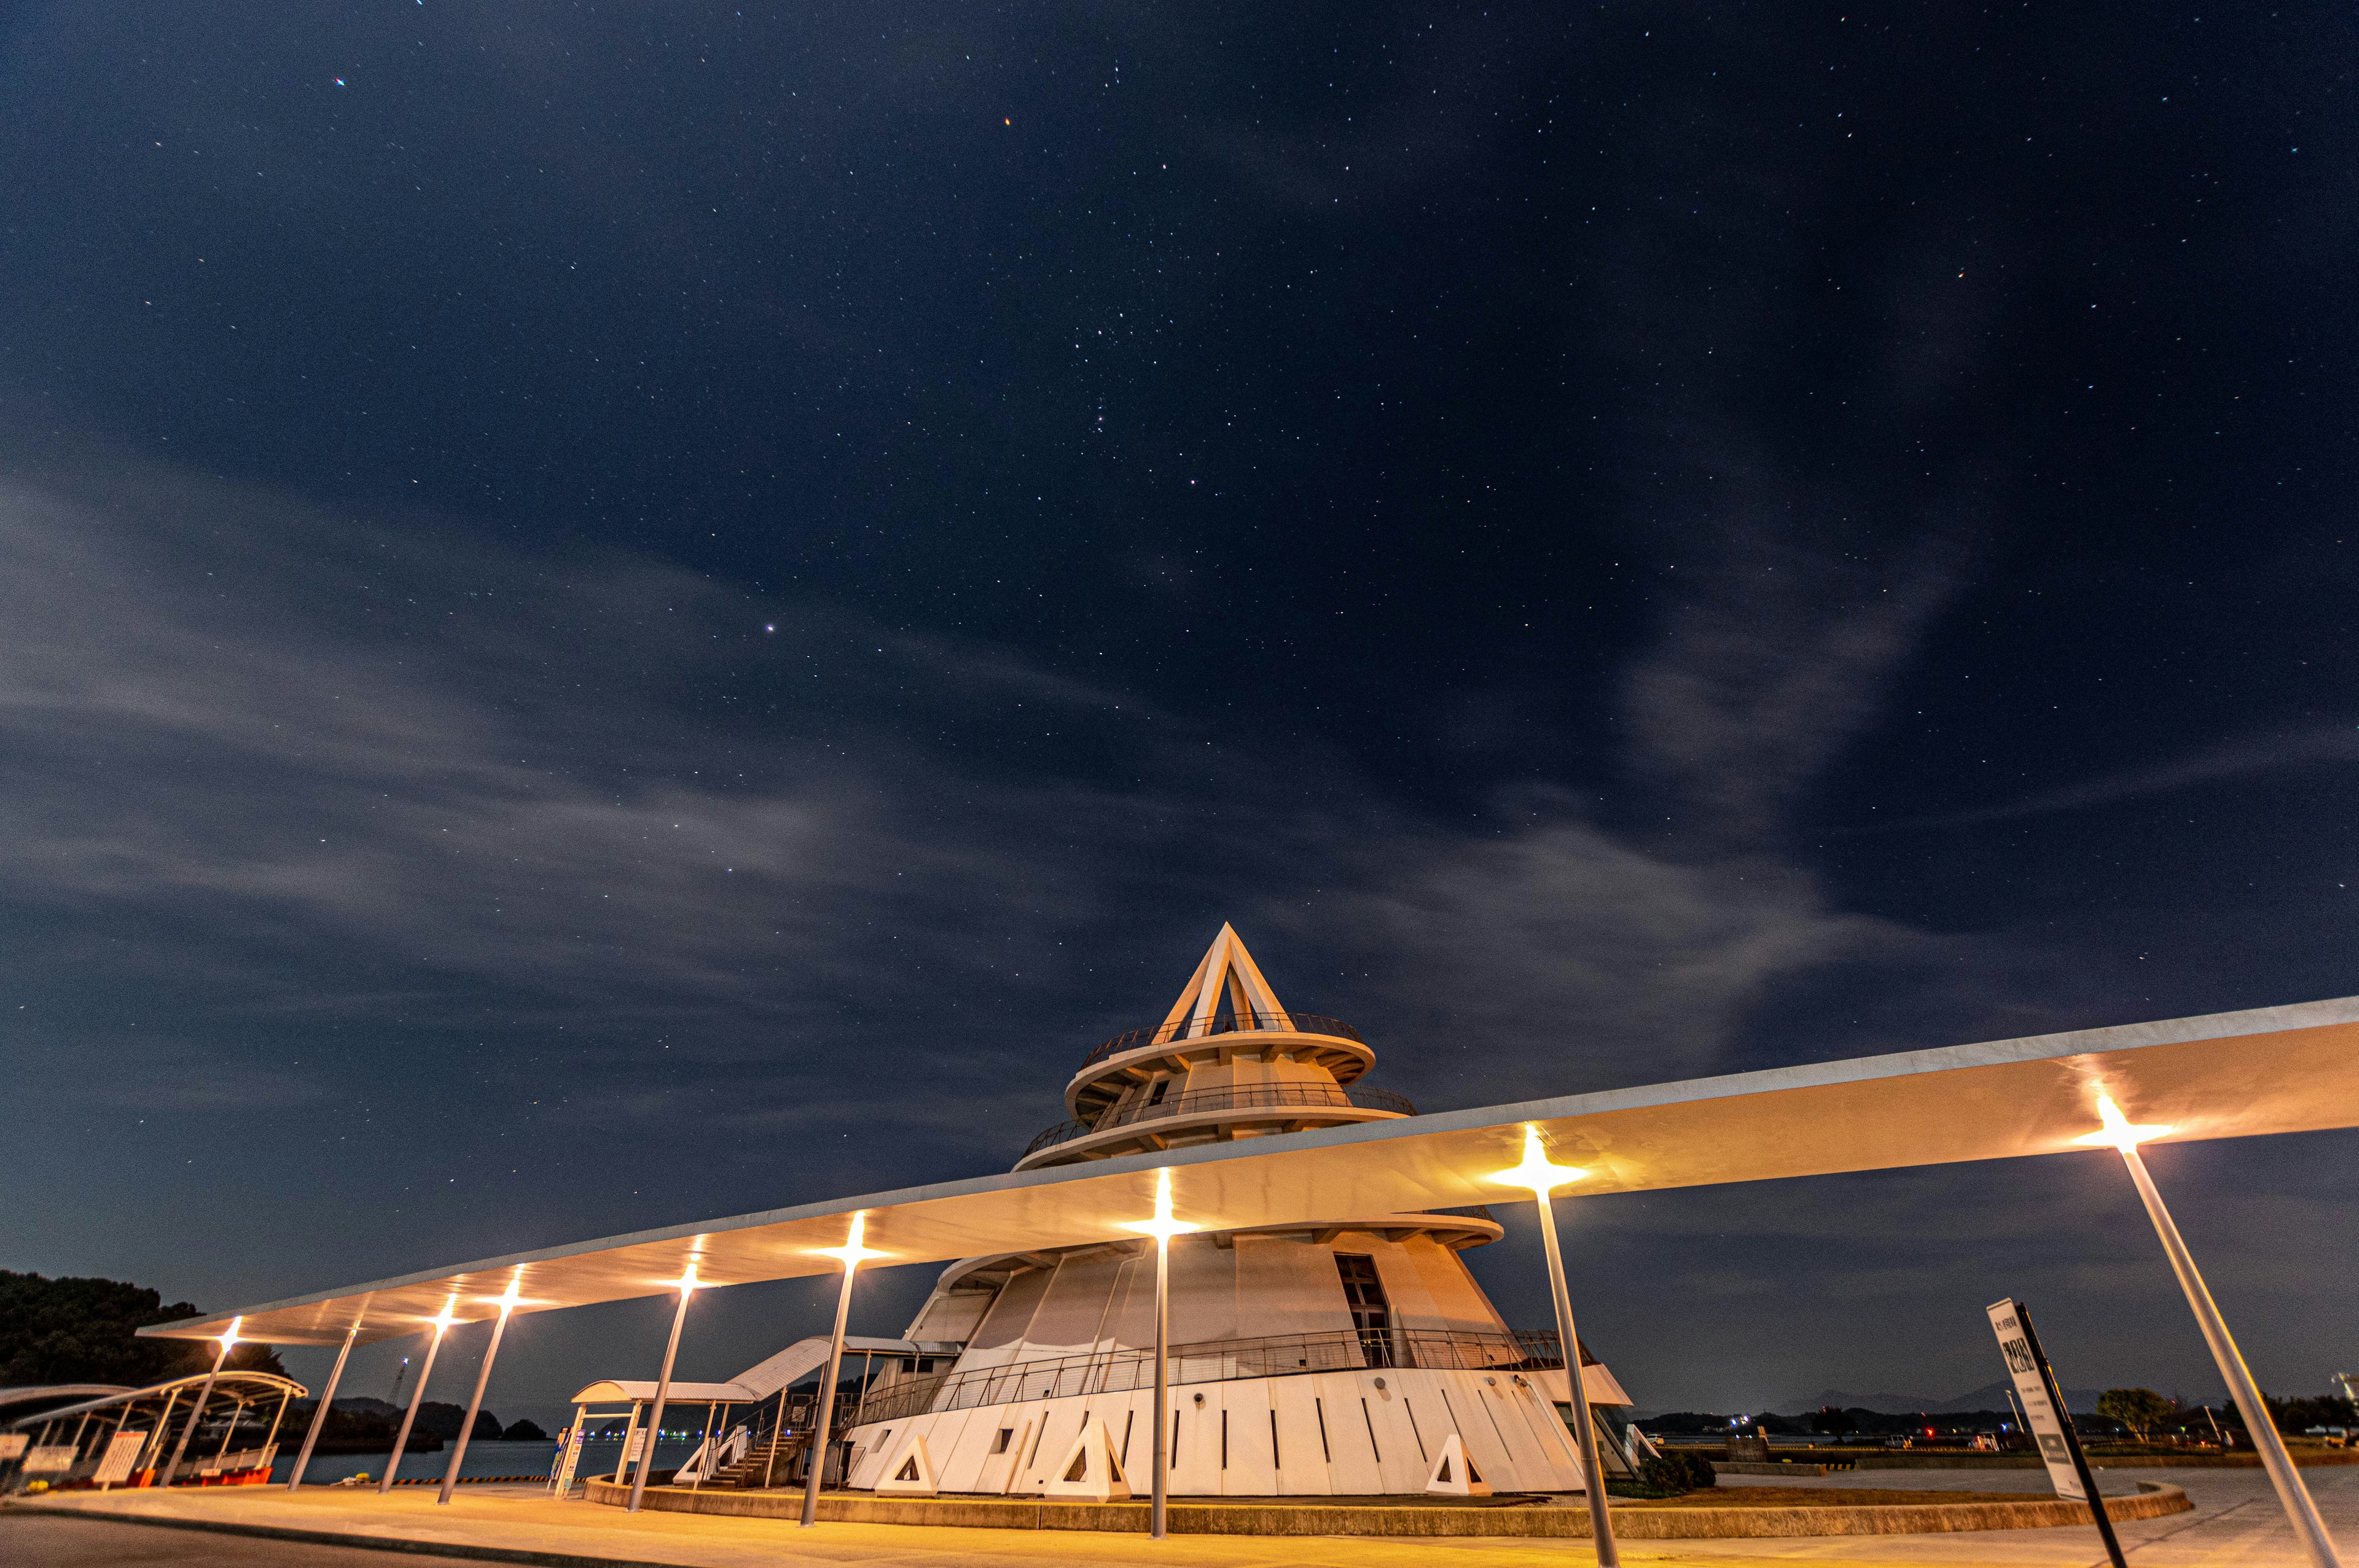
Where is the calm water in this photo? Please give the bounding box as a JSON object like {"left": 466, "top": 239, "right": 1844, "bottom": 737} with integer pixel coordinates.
{"left": 272, "top": 1438, "right": 705, "bottom": 1488}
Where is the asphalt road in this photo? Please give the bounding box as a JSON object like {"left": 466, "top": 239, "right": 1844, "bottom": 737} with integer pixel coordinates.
{"left": 0, "top": 1511, "right": 493, "bottom": 1567}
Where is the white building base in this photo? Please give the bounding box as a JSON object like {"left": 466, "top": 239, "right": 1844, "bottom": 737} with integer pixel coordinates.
{"left": 845, "top": 1365, "right": 1586, "bottom": 1497}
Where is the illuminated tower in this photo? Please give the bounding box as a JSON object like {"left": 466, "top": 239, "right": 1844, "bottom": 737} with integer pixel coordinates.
{"left": 837, "top": 926, "right": 1635, "bottom": 1497}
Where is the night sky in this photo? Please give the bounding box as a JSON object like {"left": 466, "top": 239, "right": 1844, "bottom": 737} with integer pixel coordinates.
{"left": 5, "top": 2, "right": 2357, "bottom": 1427}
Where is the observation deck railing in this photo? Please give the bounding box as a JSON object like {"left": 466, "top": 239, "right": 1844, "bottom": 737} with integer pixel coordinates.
{"left": 1021, "top": 1081, "right": 1415, "bottom": 1160}
{"left": 849, "top": 1326, "right": 1572, "bottom": 1429}
{"left": 1078, "top": 1011, "right": 1363, "bottom": 1072}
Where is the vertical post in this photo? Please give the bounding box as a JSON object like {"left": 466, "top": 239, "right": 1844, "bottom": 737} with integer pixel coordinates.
{"left": 1534, "top": 1185, "right": 1621, "bottom": 1568}
{"left": 439, "top": 1295, "right": 518, "bottom": 1505}
{"left": 691, "top": 1401, "right": 718, "bottom": 1489}
{"left": 628, "top": 1279, "right": 695, "bottom": 1513}
{"left": 764, "top": 1386, "right": 788, "bottom": 1489}
{"left": 800, "top": 1255, "right": 861, "bottom": 1526}
{"left": 2011, "top": 1301, "right": 2127, "bottom": 1568}
{"left": 2114, "top": 1138, "right": 2342, "bottom": 1567}
{"left": 1151, "top": 1227, "right": 1172, "bottom": 1540}
{"left": 618, "top": 1402, "right": 641, "bottom": 1483}
{"left": 210, "top": 1400, "right": 246, "bottom": 1467}
{"left": 378, "top": 1319, "right": 450, "bottom": 1494}
{"left": 159, "top": 1327, "right": 237, "bottom": 1488}
{"left": 138, "top": 1388, "right": 181, "bottom": 1483}
{"left": 288, "top": 1327, "right": 358, "bottom": 1490}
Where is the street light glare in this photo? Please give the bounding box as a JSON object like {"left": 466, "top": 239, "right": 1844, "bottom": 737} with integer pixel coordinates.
{"left": 1118, "top": 1168, "right": 1201, "bottom": 1241}
{"left": 2073, "top": 1093, "right": 2173, "bottom": 1152}
{"left": 815, "top": 1211, "right": 889, "bottom": 1265}
{"left": 1490, "top": 1125, "right": 1588, "bottom": 1194}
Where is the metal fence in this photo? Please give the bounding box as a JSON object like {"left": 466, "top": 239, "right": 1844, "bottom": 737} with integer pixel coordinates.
{"left": 1079, "top": 1011, "right": 1364, "bottom": 1071}
{"left": 848, "top": 1326, "right": 1565, "bottom": 1429}
{"left": 1022, "top": 1080, "right": 1416, "bottom": 1158}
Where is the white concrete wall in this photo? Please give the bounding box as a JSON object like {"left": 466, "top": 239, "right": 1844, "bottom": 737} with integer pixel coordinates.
{"left": 843, "top": 1363, "right": 1587, "bottom": 1497}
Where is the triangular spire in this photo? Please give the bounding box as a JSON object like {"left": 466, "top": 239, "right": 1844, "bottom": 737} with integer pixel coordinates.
{"left": 1158, "top": 924, "right": 1294, "bottom": 1040}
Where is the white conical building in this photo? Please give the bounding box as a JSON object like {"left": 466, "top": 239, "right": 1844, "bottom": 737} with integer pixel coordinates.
{"left": 837, "top": 926, "right": 1637, "bottom": 1496}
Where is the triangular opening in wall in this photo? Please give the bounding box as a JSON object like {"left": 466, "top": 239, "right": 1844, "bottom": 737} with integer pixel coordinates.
{"left": 1043, "top": 1414, "right": 1131, "bottom": 1502}
{"left": 874, "top": 1432, "right": 939, "bottom": 1497}
{"left": 1425, "top": 1433, "right": 1492, "bottom": 1497}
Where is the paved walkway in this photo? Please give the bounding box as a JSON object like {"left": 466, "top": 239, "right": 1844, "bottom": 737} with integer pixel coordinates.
{"left": 6, "top": 1468, "right": 2350, "bottom": 1567}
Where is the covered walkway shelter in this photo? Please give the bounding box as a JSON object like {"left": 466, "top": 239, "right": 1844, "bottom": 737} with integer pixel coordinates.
{"left": 6, "top": 1371, "right": 305, "bottom": 1491}
{"left": 140, "top": 994, "right": 2359, "bottom": 1565}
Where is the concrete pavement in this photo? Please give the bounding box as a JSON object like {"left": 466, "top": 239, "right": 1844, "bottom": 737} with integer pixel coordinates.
{"left": 6, "top": 1467, "right": 2350, "bottom": 1567}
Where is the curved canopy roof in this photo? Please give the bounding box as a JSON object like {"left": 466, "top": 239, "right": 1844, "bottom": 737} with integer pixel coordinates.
{"left": 9, "top": 1372, "right": 306, "bottom": 1429}
{"left": 139, "top": 993, "right": 2359, "bottom": 1349}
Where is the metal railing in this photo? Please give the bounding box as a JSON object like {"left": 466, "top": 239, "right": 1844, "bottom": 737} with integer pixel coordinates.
{"left": 1022, "top": 1081, "right": 1415, "bottom": 1159}
{"left": 1079, "top": 1011, "right": 1363, "bottom": 1072}
{"left": 848, "top": 1326, "right": 1568, "bottom": 1429}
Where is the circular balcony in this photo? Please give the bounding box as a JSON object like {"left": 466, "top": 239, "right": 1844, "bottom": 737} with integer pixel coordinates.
{"left": 1067, "top": 1010, "right": 1372, "bottom": 1118}
{"left": 1079, "top": 1011, "right": 1364, "bottom": 1071}
{"left": 1017, "top": 1080, "right": 1414, "bottom": 1170}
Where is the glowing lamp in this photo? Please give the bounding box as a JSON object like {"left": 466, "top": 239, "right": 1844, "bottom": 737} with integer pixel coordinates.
{"left": 814, "top": 1212, "right": 888, "bottom": 1266}
{"left": 1489, "top": 1125, "right": 1587, "bottom": 1195}
{"left": 218, "top": 1315, "right": 243, "bottom": 1349}
{"left": 1118, "top": 1169, "right": 1200, "bottom": 1242}
{"left": 2072, "top": 1093, "right": 2173, "bottom": 1153}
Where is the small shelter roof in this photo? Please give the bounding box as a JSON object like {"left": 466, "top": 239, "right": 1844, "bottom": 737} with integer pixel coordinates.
{"left": 8, "top": 1372, "right": 306, "bottom": 1429}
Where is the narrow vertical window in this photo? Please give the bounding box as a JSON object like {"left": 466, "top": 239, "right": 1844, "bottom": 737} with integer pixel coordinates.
{"left": 1269, "top": 1409, "right": 1281, "bottom": 1469}
{"left": 1221, "top": 1410, "right": 1229, "bottom": 1469}
{"left": 1171, "top": 1410, "right": 1181, "bottom": 1468}
{"left": 1361, "top": 1398, "right": 1382, "bottom": 1462}
{"left": 1315, "top": 1397, "right": 1331, "bottom": 1461}
{"left": 1334, "top": 1254, "right": 1395, "bottom": 1367}
{"left": 1120, "top": 1410, "right": 1134, "bottom": 1469}
{"left": 1403, "top": 1398, "right": 1426, "bottom": 1462}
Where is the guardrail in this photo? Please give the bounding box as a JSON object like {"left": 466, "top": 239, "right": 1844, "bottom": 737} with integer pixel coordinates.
{"left": 1078, "top": 1012, "right": 1363, "bottom": 1072}
{"left": 1021, "top": 1081, "right": 1415, "bottom": 1159}
{"left": 849, "top": 1326, "right": 1568, "bottom": 1429}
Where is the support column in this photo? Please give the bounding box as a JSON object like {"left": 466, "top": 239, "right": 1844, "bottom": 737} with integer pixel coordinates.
{"left": 1119, "top": 1168, "right": 1197, "bottom": 1543}
{"left": 378, "top": 1316, "right": 452, "bottom": 1495}
{"left": 1151, "top": 1221, "right": 1172, "bottom": 1539}
{"left": 1492, "top": 1129, "right": 1618, "bottom": 1568}
{"left": 2102, "top": 1117, "right": 2341, "bottom": 1567}
{"left": 800, "top": 1257, "right": 860, "bottom": 1525}
{"left": 288, "top": 1327, "right": 359, "bottom": 1491}
{"left": 440, "top": 1288, "right": 522, "bottom": 1505}
{"left": 159, "top": 1324, "right": 238, "bottom": 1488}
{"left": 628, "top": 1273, "right": 697, "bottom": 1513}
{"left": 1534, "top": 1185, "right": 1620, "bottom": 1567}
{"left": 138, "top": 1389, "right": 181, "bottom": 1484}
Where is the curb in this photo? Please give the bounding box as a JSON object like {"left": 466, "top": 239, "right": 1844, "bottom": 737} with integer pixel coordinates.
{"left": 581, "top": 1475, "right": 2194, "bottom": 1539}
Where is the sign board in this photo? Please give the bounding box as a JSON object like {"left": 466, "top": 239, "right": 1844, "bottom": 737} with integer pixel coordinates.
{"left": 552, "top": 1424, "right": 587, "bottom": 1494}
{"left": 1986, "top": 1298, "right": 2086, "bottom": 1499}
{"left": 0, "top": 1433, "right": 26, "bottom": 1461}
{"left": 93, "top": 1430, "right": 151, "bottom": 1486}
{"left": 22, "top": 1446, "right": 79, "bottom": 1475}
{"left": 624, "top": 1427, "right": 647, "bottom": 1463}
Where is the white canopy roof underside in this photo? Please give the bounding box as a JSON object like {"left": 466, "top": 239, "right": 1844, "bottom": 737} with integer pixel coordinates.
{"left": 143, "top": 993, "right": 2359, "bottom": 1348}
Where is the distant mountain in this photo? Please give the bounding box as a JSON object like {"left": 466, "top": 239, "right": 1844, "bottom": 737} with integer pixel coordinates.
{"left": 332, "top": 1396, "right": 401, "bottom": 1416}
{"left": 1782, "top": 1380, "right": 2103, "bottom": 1416}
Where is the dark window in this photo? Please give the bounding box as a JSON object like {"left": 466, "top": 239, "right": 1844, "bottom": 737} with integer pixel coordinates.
{"left": 1335, "top": 1253, "right": 1395, "bottom": 1367}
{"left": 1146, "top": 1079, "right": 1170, "bottom": 1107}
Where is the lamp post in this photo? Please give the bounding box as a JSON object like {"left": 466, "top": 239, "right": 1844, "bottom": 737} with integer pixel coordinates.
{"left": 2075, "top": 1096, "right": 2342, "bottom": 1568}
{"left": 288, "top": 1325, "right": 360, "bottom": 1491}
{"left": 158, "top": 1318, "right": 240, "bottom": 1489}
{"left": 440, "top": 1282, "right": 526, "bottom": 1505}
{"left": 1492, "top": 1127, "right": 1619, "bottom": 1568}
{"left": 379, "top": 1309, "right": 455, "bottom": 1495}
{"left": 1119, "top": 1169, "right": 1200, "bottom": 1542}
{"left": 801, "top": 1215, "right": 886, "bottom": 1526}
{"left": 627, "top": 1265, "right": 700, "bottom": 1513}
